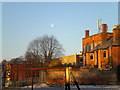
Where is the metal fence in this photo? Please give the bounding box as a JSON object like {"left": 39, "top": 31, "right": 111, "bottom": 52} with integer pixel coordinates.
{"left": 1, "top": 67, "right": 120, "bottom": 89}
{"left": 1, "top": 67, "right": 66, "bottom": 89}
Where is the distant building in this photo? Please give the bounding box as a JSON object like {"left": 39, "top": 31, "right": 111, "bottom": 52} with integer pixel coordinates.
{"left": 2, "top": 57, "right": 40, "bottom": 87}
{"left": 60, "top": 53, "right": 83, "bottom": 67}
{"left": 5, "top": 58, "right": 28, "bottom": 83}
{"left": 82, "top": 24, "right": 120, "bottom": 69}
{"left": 49, "top": 53, "right": 83, "bottom": 67}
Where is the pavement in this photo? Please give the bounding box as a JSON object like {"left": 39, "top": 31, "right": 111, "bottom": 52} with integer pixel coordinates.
{"left": 2, "top": 85, "right": 120, "bottom": 90}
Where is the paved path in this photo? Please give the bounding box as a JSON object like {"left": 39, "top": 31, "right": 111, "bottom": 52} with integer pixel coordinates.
{"left": 2, "top": 88, "right": 120, "bottom": 90}
{"left": 2, "top": 85, "right": 120, "bottom": 90}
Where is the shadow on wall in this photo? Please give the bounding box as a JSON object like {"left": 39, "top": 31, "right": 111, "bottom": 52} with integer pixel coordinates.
{"left": 116, "top": 65, "right": 120, "bottom": 84}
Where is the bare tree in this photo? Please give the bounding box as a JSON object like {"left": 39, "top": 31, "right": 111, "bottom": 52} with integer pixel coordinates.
{"left": 25, "top": 35, "right": 64, "bottom": 67}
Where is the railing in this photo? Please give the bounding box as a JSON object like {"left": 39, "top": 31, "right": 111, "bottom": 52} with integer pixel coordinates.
{"left": 1, "top": 67, "right": 67, "bottom": 89}
{"left": 1, "top": 67, "right": 120, "bottom": 90}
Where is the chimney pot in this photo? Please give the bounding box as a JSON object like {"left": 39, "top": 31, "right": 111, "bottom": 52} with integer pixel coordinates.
{"left": 102, "top": 24, "right": 107, "bottom": 32}
{"left": 85, "top": 30, "right": 89, "bottom": 37}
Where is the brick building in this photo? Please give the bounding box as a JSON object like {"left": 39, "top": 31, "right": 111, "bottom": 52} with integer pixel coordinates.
{"left": 82, "top": 24, "right": 120, "bottom": 69}
{"left": 5, "top": 58, "right": 28, "bottom": 82}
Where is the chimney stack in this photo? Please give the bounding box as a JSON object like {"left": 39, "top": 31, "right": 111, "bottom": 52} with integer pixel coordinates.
{"left": 113, "top": 25, "right": 120, "bottom": 41}
{"left": 85, "top": 30, "right": 89, "bottom": 37}
{"left": 102, "top": 24, "right": 108, "bottom": 32}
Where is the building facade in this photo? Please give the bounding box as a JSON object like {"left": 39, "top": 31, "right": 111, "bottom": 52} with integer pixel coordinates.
{"left": 60, "top": 53, "right": 83, "bottom": 67}
{"left": 4, "top": 58, "right": 28, "bottom": 86}
{"left": 49, "top": 53, "right": 83, "bottom": 67}
{"left": 82, "top": 24, "right": 120, "bottom": 69}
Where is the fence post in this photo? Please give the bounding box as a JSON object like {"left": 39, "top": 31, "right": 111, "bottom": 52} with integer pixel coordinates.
{"left": 31, "top": 70, "right": 34, "bottom": 90}
{"left": 65, "top": 67, "right": 71, "bottom": 90}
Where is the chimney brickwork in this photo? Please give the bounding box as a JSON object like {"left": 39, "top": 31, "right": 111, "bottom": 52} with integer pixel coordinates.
{"left": 102, "top": 24, "right": 107, "bottom": 33}
{"left": 113, "top": 25, "right": 120, "bottom": 42}
{"left": 85, "top": 30, "right": 89, "bottom": 37}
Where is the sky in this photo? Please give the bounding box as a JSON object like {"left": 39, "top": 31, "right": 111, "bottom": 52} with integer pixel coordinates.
{"left": 118, "top": 1, "right": 120, "bottom": 24}
{"left": 2, "top": 2, "right": 118, "bottom": 60}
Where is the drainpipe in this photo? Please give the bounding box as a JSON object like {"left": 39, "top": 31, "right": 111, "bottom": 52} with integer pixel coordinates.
{"left": 96, "top": 50, "right": 98, "bottom": 68}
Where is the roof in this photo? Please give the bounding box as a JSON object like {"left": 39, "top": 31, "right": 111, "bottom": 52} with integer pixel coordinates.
{"left": 82, "top": 32, "right": 113, "bottom": 39}
{"left": 7, "top": 58, "right": 24, "bottom": 64}
{"left": 87, "top": 36, "right": 120, "bottom": 53}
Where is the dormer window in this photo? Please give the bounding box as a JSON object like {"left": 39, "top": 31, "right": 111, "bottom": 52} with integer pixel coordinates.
{"left": 91, "top": 43, "right": 93, "bottom": 50}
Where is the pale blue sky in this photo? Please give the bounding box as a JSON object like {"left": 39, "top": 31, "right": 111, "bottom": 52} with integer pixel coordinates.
{"left": 118, "top": 1, "right": 120, "bottom": 24}
{"left": 2, "top": 2, "right": 118, "bottom": 60}
{"left": 0, "top": 2, "right": 2, "bottom": 61}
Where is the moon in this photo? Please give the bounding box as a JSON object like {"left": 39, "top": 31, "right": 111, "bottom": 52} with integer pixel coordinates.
{"left": 50, "top": 24, "right": 55, "bottom": 28}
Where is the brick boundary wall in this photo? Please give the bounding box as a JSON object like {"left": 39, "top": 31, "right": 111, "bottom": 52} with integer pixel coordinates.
{"left": 47, "top": 68, "right": 118, "bottom": 85}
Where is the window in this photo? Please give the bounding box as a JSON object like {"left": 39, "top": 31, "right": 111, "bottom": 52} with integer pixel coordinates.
{"left": 80, "top": 58, "right": 83, "bottom": 62}
{"left": 90, "top": 54, "right": 94, "bottom": 60}
{"left": 91, "top": 43, "right": 93, "bottom": 50}
{"left": 87, "top": 45, "right": 90, "bottom": 52}
{"left": 84, "top": 45, "right": 87, "bottom": 52}
{"left": 94, "top": 42, "right": 97, "bottom": 47}
{"left": 98, "top": 42, "right": 101, "bottom": 44}
{"left": 84, "top": 45, "right": 86, "bottom": 52}
{"left": 103, "top": 51, "right": 107, "bottom": 58}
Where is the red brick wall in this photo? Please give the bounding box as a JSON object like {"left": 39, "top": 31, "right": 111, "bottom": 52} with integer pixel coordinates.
{"left": 82, "top": 33, "right": 113, "bottom": 51}
{"left": 112, "top": 46, "right": 120, "bottom": 68}
{"left": 7, "top": 62, "right": 28, "bottom": 81}
{"left": 82, "top": 33, "right": 113, "bottom": 68}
